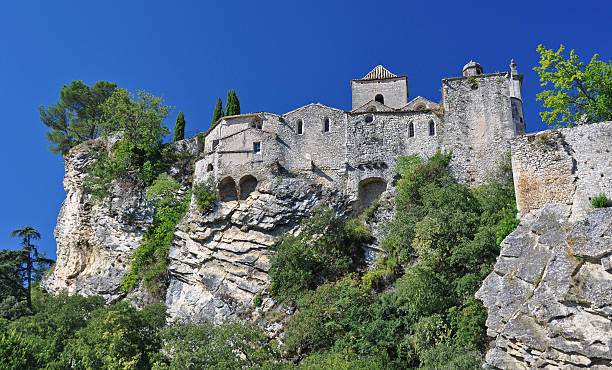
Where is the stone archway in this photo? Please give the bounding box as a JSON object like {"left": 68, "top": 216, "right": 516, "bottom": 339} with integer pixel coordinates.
{"left": 358, "top": 177, "right": 387, "bottom": 211}
{"left": 239, "top": 175, "right": 258, "bottom": 200}
{"left": 218, "top": 177, "right": 237, "bottom": 202}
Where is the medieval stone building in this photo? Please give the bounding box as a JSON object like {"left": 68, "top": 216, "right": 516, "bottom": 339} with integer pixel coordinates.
{"left": 197, "top": 61, "right": 526, "bottom": 207}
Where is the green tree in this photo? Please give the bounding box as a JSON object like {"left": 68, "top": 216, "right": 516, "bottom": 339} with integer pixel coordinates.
{"left": 224, "top": 89, "right": 240, "bottom": 116}
{"left": 534, "top": 44, "right": 612, "bottom": 126}
{"left": 173, "top": 111, "right": 186, "bottom": 142}
{"left": 9, "top": 227, "right": 53, "bottom": 312}
{"left": 40, "top": 80, "right": 117, "bottom": 154}
{"left": 212, "top": 97, "right": 224, "bottom": 125}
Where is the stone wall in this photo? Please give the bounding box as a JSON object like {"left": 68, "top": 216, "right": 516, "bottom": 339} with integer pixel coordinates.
{"left": 511, "top": 121, "right": 612, "bottom": 220}
{"left": 351, "top": 77, "right": 408, "bottom": 110}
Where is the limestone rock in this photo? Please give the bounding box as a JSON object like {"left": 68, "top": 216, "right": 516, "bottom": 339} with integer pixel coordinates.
{"left": 477, "top": 205, "right": 612, "bottom": 369}
{"left": 41, "top": 137, "right": 203, "bottom": 304}
{"left": 166, "top": 176, "right": 349, "bottom": 324}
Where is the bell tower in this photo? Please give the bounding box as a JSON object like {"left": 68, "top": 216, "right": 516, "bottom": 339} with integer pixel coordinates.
{"left": 351, "top": 65, "right": 408, "bottom": 110}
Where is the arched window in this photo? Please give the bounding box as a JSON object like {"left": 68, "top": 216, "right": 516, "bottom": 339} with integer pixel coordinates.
{"left": 414, "top": 104, "right": 425, "bottom": 111}
{"left": 297, "top": 119, "right": 303, "bottom": 134}
{"left": 429, "top": 120, "right": 435, "bottom": 136}
{"left": 207, "top": 163, "right": 213, "bottom": 172}
{"left": 375, "top": 94, "right": 384, "bottom": 104}
{"left": 367, "top": 106, "right": 377, "bottom": 112}
{"left": 323, "top": 117, "right": 330, "bottom": 132}
{"left": 409, "top": 122, "right": 415, "bottom": 137}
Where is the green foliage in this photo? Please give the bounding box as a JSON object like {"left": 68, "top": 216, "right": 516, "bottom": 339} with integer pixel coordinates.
{"left": 269, "top": 208, "right": 366, "bottom": 302}
{"left": 40, "top": 80, "right": 117, "bottom": 154}
{"left": 225, "top": 89, "right": 241, "bottom": 116}
{"left": 534, "top": 44, "right": 612, "bottom": 126}
{"left": 212, "top": 97, "right": 224, "bottom": 125}
{"left": 63, "top": 302, "right": 167, "bottom": 369}
{"left": 84, "top": 89, "right": 174, "bottom": 200}
{"left": 284, "top": 275, "right": 374, "bottom": 356}
{"left": 591, "top": 193, "right": 611, "bottom": 208}
{"left": 298, "top": 350, "right": 385, "bottom": 370}
{"left": 0, "top": 325, "right": 32, "bottom": 369}
{"left": 253, "top": 293, "right": 263, "bottom": 307}
{"left": 122, "top": 174, "right": 191, "bottom": 294}
{"left": 418, "top": 344, "right": 481, "bottom": 369}
{"left": 154, "top": 320, "right": 278, "bottom": 369}
{"left": 173, "top": 111, "right": 186, "bottom": 142}
{"left": 193, "top": 178, "right": 217, "bottom": 213}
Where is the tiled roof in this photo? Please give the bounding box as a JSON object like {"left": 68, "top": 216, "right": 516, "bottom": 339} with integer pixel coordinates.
{"left": 360, "top": 65, "right": 398, "bottom": 80}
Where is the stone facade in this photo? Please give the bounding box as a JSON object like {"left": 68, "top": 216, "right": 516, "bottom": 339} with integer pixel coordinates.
{"left": 199, "top": 62, "right": 525, "bottom": 207}
{"left": 511, "top": 121, "right": 612, "bottom": 221}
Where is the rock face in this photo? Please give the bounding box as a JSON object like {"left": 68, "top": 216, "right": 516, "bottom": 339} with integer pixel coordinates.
{"left": 42, "top": 138, "right": 203, "bottom": 305}
{"left": 477, "top": 205, "right": 612, "bottom": 369}
{"left": 166, "top": 177, "right": 348, "bottom": 324}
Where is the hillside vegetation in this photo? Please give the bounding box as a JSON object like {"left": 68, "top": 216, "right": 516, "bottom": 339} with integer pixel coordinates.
{"left": 1, "top": 152, "right": 518, "bottom": 369}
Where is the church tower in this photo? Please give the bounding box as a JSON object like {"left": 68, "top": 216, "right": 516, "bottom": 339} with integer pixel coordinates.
{"left": 350, "top": 65, "right": 408, "bottom": 110}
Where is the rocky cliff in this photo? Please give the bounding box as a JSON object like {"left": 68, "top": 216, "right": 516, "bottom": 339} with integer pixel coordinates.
{"left": 42, "top": 138, "right": 353, "bottom": 324}
{"left": 477, "top": 205, "right": 612, "bottom": 369}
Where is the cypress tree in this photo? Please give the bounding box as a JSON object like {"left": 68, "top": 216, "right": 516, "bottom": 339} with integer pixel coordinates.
{"left": 225, "top": 89, "right": 241, "bottom": 116}
{"left": 212, "top": 98, "right": 224, "bottom": 125}
{"left": 173, "top": 111, "right": 186, "bottom": 141}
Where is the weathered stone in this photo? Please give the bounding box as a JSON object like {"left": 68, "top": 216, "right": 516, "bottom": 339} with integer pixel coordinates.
{"left": 477, "top": 206, "right": 612, "bottom": 369}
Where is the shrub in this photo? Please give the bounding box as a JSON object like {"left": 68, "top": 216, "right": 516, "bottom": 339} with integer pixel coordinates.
{"left": 269, "top": 208, "right": 365, "bottom": 302}
{"left": 592, "top": 193, "right": 611, "bottom": 208}
{"left": 193, "top": 178, "right": 217, "bottom": 212}
{"left": 122, "top": 180, "right": 191, "bottom": 294}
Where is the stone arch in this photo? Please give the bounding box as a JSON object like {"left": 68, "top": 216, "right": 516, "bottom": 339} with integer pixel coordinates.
{"left": 358, "top": 177, "right": 387, "bottom": 211}
{"left": 218, "top": 177, "right": 237, "bottom": 202}
{"left": 239, "top": 175, "right": 258, "bottom": 200}
{"left": 375, "top": 94, "right": 384, "bottom": 104}
{"left": 207, "top": 163, "right": 213, "bottom": 172}
{"left": 414, "top": 104, "right": 425, "bottom": 111}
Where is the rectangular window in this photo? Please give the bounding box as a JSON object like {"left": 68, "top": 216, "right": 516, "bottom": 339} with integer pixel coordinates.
{"left": 212, "top": 139, "right": 219, "bottom": 149}
{"left": 409, "top": 124, "right": 414, "bottom": 137}
{"left": 253, "top": 142, "right": 261, "bottom": 154}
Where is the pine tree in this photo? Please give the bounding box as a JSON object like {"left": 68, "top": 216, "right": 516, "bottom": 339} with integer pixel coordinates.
{"left": 173, "top": 111, "right": 186, "bottom": 142}
{"left": 225, "top": 90, "right": 241, "bottom": 116}
{"left": 212, "top": 98, "right": 224, "bottom": 125}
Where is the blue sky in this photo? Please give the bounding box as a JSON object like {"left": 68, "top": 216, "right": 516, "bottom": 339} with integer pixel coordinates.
{"left": 1, "top": 0, "right": 611, "bottom": 259}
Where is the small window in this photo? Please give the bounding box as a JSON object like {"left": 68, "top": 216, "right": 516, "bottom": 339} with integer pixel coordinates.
{"left": 409, "top": 123, "right": 414, "bottom": 137}
{"left": 212, "top": 139, "right": 219, "bottom": 149}
{"left": 207, "top": 164, "right": 213, "bottom": 172}
{"left": 251, "top": 117, "right": 262, "bottom": 129}
{"left": 367, "top": 106, "right": 377, "bottom": 112}
{"left": 323, "top": 117, "right": 330, "bottom": 132}
{"left": 414, "top": 104, "right": 425, "bottom": 111}
{"left": 297, "top": 120, "right": 303, "bottom": 134}
{"left": 429, "top": 121, "right": 435, "bottom": 136}
{"left": 365, "top": 114, "right": 373, "bottom": 123}
{"left": 253, "top": 142, "right": 261, "bottom": 154}
{"left": 375, "top": 94, "right": 384, "bottom": 104}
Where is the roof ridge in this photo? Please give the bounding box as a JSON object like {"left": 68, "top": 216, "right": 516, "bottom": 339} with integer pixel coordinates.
{"left": 361, "top": 65, "right": 397, "bottom": 80}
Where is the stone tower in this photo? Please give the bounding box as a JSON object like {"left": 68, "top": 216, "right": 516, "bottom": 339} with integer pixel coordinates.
{"left": 350, "top": 65, "right": 408, "bottom": 110}
{"left": 510, "top": 59, "right": 526, "bottom": 135}
{"left": 462, "top": 60, "right": 483, "bottom": 76}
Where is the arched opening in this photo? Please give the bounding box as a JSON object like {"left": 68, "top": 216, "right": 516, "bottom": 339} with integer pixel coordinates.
{"left": 297, "top": 119, "right": 303, "bottom": 134}
{"left": 239, "top": 175, "right": 258, "bottom": 200}
{"left": 367, "top": 106, "right": 377, "bottom": 112}
{"left": 365, "top": 114, "right": 374, "bottom": 123}
{"left": 375, "top": 94, "right": 384, "bottom": 104}
{"left": 409, "top": 122, "right": 415, "bottom": 138}
{"left": 358, "top": 177, "right": 387, "bottom": 212}
{"left": 207, "top": 163, "right": 213, "bottom": 172}
{"left": 218, "top": 177, "right": 237, "bottom": 202}
{"left": 414, "top": 104, "right": 425, "bottom": 111}
{"left": 429, "top": 120, "right": 435, "bottom": 136}
{"left": 323, "top": 117, "right": 330, "bottom": 132}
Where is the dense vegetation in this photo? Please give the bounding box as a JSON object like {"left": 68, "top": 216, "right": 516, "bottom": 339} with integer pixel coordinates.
{"left": 269, "top": 152, "right": 518, "bottom": 368}
{"left": 1, "top": 152, "right": 518, "bottom": 368}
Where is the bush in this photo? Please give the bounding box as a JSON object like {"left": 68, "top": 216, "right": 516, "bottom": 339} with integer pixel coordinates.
{"left": 122, "top": 175, "right": 191, "bottom": 294}
{"left": 154, "top": 320, "right": 278, "bottom": 369}
{"left": 193, "top": 178, "right": 217, "bottom": 212}
{"left": 592, "top": 193, "right": 611, "bottom": 208}
{"left": 269, "top": 208, "right": 365, "bottom": 302}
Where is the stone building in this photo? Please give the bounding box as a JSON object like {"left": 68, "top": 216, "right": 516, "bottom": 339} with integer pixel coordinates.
{"left": 197, "top": 61, "right": 526, "bottom": 208}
